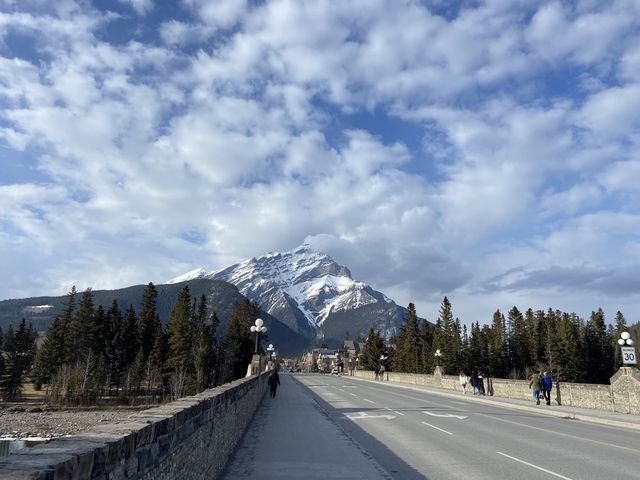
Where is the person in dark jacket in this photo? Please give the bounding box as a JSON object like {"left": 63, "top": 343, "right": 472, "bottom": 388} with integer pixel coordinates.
{"left": 470, "top": 371, "right": 479, "bottom": 395}
{"left": 268, "top": 370, "right": 280, "bottom": 398}
{"left": 541, "top": 371, "right": 553, "bottom": 405}
{"left": 477, "top": 370, "right": 486, "bottom": 395}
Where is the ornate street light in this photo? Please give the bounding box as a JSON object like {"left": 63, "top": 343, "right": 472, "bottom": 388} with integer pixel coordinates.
{"left": 618, "top": 331, "right": 635, "bottom": 346}
{"left": 618, "top": 331, "right": 637, "bottom": 365}
{"left": 434, "top": 349, "right": 442, "bottom": 367}
{"left": 250, "top": 318, "right": 267, "bottom": 354}
{"left": 267, "top": 343, "right": 276, "bottom": 364}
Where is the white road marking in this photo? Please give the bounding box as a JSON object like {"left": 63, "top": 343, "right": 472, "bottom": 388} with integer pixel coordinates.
{"left": 350, "top": 393, "right": 359, "bottom": 397}
{"left": 347, "top": 412, "right": 396, "bottom": 420}
{"left": 421, "top": 421, "right": 452, "bottom": 435}
{"left": 363, "top": 398, "right": 375, "bottom": 404}
{"left": 496, "top": 452, "right": 574, "bottom": 480}
{"left": 422, "top": 411, "right": 467, "bottom": 420}
{"left": 385, "top": 407, "right": 405, "bottom": 416}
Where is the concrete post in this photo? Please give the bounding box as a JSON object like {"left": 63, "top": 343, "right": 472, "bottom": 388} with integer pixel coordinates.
{"left": 610, "top": 367, "right": 640, "bottom": 414}
{"left": 251, "top": 354, "right": 262, "bottom": 375}
{"left": 433, "top": 366, "right": 443, "bottom": 387}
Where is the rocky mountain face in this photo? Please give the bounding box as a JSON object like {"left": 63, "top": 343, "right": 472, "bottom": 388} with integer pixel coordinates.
{"left": 168, "top": 244, "right": 409, "bottom": 348}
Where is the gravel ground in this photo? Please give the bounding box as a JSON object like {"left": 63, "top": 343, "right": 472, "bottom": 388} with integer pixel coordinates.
{"left": 0, "top": 407, "right": 147, "bottom": 439}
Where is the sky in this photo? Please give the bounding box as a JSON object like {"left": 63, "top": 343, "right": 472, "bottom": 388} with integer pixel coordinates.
{"left": 1, "top": 0, "right": 640, "bottom": 327}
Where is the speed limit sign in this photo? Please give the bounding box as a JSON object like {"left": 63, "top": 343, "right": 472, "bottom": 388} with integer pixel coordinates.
{"left": 622, "top": 346, "right": 637, "bottom": 365}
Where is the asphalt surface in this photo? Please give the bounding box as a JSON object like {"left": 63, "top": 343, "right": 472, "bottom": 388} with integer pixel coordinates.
{"left": 222, "top": 373, "right": 640, "bottom": 479}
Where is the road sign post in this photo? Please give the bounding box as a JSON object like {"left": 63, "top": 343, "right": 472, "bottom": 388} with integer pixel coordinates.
{"left": 621, "top": 346, "right": 637, "bottom": 365}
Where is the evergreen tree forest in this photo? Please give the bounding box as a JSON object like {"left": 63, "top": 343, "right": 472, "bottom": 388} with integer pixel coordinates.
{"left": 388, "top": 297, "right": 634, "bottom": 384}
{"left": 25, "top": 283, "right": 257, "bottom": 405}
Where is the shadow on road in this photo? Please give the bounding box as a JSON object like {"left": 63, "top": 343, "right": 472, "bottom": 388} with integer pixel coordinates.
{"left": 292, "top": 376, "right": 428, "bottom": 480}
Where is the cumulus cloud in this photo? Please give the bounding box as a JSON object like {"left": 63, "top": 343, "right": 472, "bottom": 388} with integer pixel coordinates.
{"left": 1, "top": 0, "right": 639, "bottom": 325}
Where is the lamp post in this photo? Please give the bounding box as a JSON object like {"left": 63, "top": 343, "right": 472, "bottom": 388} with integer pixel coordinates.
{"left": 250, "top": 318, "right": 267, "bottom": 354}
{"left": 618, "top": 331, "right": 637, "bottom": 365}
{"left": 434, "top": 349, "right": 442, "bottom": 367}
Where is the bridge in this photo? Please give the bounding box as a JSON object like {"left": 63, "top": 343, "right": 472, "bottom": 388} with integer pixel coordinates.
{"left": 1, "top": 369, "right": 639, "bottom": 479}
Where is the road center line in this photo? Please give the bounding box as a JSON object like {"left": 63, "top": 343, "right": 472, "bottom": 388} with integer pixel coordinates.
{"left": 496, "top": 452, "right": 573, "bottom": 480}
{"left": 421, "top": 421, "right": 452, "bottom": 435}
{"left": 363, "top": 398, "right": 375, "bottom": 404}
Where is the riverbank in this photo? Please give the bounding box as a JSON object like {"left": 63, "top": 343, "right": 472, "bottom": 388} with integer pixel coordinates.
{"left": 0, "top": 405, "right": 150, "bottom": 439}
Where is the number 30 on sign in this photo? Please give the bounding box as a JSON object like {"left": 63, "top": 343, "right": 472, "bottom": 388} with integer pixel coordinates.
{"left": 622, "top": 346, "right": 637, "bottom": 365}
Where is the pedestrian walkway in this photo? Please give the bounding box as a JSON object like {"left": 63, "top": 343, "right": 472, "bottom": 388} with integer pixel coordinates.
{"left": 221, "top": 374, "right": 392, "bottom": 479}
{"left": 351, "top": 375, "right": 640, "bottom": 431}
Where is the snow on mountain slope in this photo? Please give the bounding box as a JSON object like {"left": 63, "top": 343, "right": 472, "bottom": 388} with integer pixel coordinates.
{"left": 166, "top": 267, "right": 207, "bottom": 284}
{"left": 167, "top": 244, "right": 394, "bottom": 331}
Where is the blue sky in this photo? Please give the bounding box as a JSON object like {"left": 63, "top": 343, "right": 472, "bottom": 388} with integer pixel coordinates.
{"left": 1, "top": 0, "right": 640, "bottom": 326}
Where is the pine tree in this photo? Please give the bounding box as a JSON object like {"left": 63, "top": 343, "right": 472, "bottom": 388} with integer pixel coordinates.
{"left": 167, "top": 286, "right": 193, "bottom": 374}
{"left": 613, "top": 311, "right": 627, "bottom": 367}
{"left": 435, "top": 296, "right": 459, "bottom": 374}
{"left": 468, "top": 322, "right": 482, "bottom": 371}
{"left": 60, "top": 286, "right": 77, "bottom": 362}
{"left": 507, "top": 306, "right": 528, "bottom": 378}
{"left": 193, "top": 295, "right": 214, "bottom": 391}
{"left": 419, "top": 320, "right": 434, "bottom": 373}
{"left": 0, "top": 320, "right": 36, "bottom": 400}
{"left": 488, "top": 310, "right": 508, "bottom": 377}
{"left": 360, "top": 328, "right": 384, "bottom": 371}
{"left": 393, "top": 303, "right": 420, "bottom": 373}
{"left": 138, "top": 283, "right": 159, "bottom": 361}
{"left": 555, "top": 312, "right": 583, "bottom": 381}
{"left": 584, "top": 308, "right": 613, "bottom": 383}
{"left": 121, "top": 304, "right": 140, "bottom": 373}
{"left": 105, "top": 300, "right": 123, "bottom": 392}
{"left": 147, "top": 322, "right": 167, "bottom": 396}
{"left": 220, "top": 300, "right": 257, "bottom": 383}
{"left": 66, "top": 289, "right": 95, "bottom": 363}
{"left": 32, "top": 316, "right": 66, "bottom": 390}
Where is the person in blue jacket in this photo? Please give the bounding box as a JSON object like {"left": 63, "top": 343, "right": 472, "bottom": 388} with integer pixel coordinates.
{"left": 541, "top": 371, "right": 553, "bottom": 406}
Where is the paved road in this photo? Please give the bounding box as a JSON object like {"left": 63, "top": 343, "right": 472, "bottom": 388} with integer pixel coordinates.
{"left": 223, "top": 373, "right": 640, "bottom": 479}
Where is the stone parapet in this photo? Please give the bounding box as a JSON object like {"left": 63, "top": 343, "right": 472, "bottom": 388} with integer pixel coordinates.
{"left": 0, "top": 373, "right": 269, "bottom": 480}
{"left": 353, "top": 367, "right": 640, "bottom": 414}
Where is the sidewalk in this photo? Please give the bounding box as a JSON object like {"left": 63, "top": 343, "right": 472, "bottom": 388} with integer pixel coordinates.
{"left": 349, "top": 375, "right": 640, "bottom": 431}
{"left": 221, "top": 374, "right": 393, "bottom": 479}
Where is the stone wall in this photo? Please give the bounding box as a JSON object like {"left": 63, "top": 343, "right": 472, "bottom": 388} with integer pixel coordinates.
{"left": 354, "top": 366, "right": 640, "bottom": 414}
{"left": 0, "top": 372, "right": 269, "bottom": 479}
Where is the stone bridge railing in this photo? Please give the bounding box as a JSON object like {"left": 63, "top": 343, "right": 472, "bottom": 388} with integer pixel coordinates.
{"left": 0, "top": 372, "right": 269, "bottom": 479}
{"left": 354, "top": 367, "right": 640, "bottom": 414}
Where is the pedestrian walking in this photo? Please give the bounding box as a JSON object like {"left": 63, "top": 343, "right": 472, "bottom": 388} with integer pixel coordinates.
{"left": 268, "top": 370, "right": 280, "bottom": 398}
{"left": 477, "top": 370, "right": 486, "bottom": 395}
{"left": 529, "top": 371, "right": 541, "bottom": 405}
{"left": 470, "top": 371, "right": 479, "bottom": 395}
{"left": 459, "top": 371, "right": 469, "bottom": 394}
{"left": 374, "top": 365, "right": 380, "bottom": 381}
{"left": 541, "top": 371, "right": 553, "bottom": 405}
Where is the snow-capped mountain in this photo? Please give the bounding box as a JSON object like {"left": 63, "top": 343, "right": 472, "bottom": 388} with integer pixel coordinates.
{"left": 167, "top": 244, "right": 405, "bottom": 343}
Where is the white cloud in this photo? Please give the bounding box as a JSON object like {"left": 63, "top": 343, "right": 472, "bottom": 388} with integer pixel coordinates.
{"left": 119, "top": 0, "right": 153, "bottom": 15}
{"left": 182, "top": 0, "right": 247, "bottom": 29}
{"left": 1, "top": 0, "right": 639, "bottom": 326}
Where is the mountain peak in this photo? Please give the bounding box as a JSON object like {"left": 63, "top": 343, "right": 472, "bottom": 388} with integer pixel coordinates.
{"left": 165, "top": 245, "right": 403, "bottom": 345}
